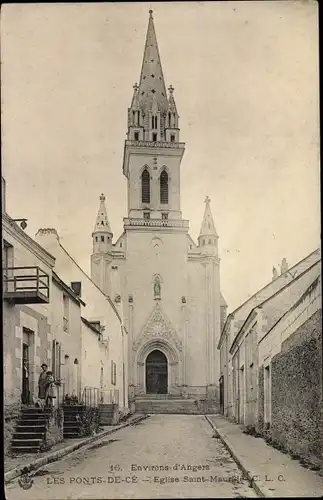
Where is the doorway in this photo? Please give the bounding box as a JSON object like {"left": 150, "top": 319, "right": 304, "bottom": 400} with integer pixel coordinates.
{"left": 22, "top": 342, "right": 30, "bottom": 404}
{"left": 146, "top": 350, "right": 168, "bottom": 394}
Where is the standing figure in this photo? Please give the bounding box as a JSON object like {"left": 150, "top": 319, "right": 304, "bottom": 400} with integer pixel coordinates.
{"left": 22, "top": 360, "right": 30, "bottom": 404}
{"left": 45, "top": 371, "right": 55, "bottom": 408}
{"left": 38, "top": 363, "right": 48, "bottom": 405}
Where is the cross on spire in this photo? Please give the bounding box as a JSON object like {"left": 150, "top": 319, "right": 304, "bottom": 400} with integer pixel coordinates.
{"left": 205, "top": 196, "right": 211, "bottom": 204}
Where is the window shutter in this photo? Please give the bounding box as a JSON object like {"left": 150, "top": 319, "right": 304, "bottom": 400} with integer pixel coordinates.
{"left": 160, "top": 170, "right": 169, "bottom": 204}
{"left": 141, "top": 169, "right": 150, "bottom": 203}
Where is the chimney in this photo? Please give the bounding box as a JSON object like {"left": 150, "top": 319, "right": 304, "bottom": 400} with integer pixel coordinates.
{"left": 272, "top": 266, "right": 278, "bottom": 281}
{"left": 281, "top": 258, "right": 288, "bottom": 275}
{"left": 71, "top": 281, "right": 82, "bottom": 297}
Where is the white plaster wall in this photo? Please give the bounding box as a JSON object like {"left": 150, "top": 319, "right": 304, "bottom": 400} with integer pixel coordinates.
{"left": 126, "top": 150, "right": 183, "bottom": 217}
{"left": 34, "top": 231, "right": 128, "bottom": 409}
{"left": 124, "top": 229, "right": 187, "bottom": 342}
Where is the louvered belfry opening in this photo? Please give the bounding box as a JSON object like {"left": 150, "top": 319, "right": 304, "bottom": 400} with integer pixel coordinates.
{"left": 160, "top": 170, "right": 168, "bottom": 204}
{"left": 142, "top": 168, "right": 150, "bottom": 203}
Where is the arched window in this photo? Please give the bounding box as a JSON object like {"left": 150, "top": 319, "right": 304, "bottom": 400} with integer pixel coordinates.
{"left": 160, "top": 170, "right": 169, "bottom": 204}
{"left": 141, "top": 168, "right": 150, "bottom": 203}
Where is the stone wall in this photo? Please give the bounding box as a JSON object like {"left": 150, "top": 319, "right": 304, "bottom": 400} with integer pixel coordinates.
{"left": 4, "top": 402, "right": 21, "bottom": 455}
{"left": 44, "top": 408, "right": 64, "bottom": 450}
{"left": 270, "top": 309, "right": 322, "bottom": 467}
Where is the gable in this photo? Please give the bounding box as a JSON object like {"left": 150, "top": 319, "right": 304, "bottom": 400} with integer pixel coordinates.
{"left": 132, "top": 302, "right": 183, "bottom": 352}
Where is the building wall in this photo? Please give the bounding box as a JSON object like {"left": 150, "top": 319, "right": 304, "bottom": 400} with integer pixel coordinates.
{"left": 125, "top": 150, "right": 183, "bottom": 218}
{"left": 34, "top": 229, "right": 128, "bottom": 410}
{"left": 49, "top": 280, "right": 82, "bottom": 398}
{"left": 218, "top": 249, "right": 321, "bottom": 418}
{"left": 81, "top": 322, "right": 112, "bottom": 395}
{"left": 3, "top": 217, "right": 55, "bottom": 408}
{"left": 114, "top": 226, "right": 221, "bottom": 398}
{"left": 257, "top": 276, "right": 322, "bottom": 465}
{"left": 270, "top": 309, "right": 322, "bottom": 465}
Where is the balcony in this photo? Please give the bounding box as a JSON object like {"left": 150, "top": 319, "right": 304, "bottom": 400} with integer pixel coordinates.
{"left": 124, "top": 217, "right": 189, "bottom": 231}
{"left": 125, "top": 139, "right": 185, "bottom": 149}
{"left": 3, "top": 266, "right": 50, "bottom": 304}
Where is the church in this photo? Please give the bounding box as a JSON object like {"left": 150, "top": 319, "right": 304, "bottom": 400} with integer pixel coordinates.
{"left": 90, "top": 10, "right": 227, "bottom": 410}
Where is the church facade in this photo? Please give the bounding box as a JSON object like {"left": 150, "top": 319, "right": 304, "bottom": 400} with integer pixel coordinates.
{"left": 91, "top": 11, "right": 227, "bottom": 405}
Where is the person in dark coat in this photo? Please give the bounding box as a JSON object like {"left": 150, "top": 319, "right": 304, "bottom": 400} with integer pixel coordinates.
{"left": 38, "top": 363, "right": 48, "bottom": 401}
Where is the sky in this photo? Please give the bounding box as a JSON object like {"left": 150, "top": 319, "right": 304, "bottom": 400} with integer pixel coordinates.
{"left": 1, "top": 1, "right": 320, "bottom": 311}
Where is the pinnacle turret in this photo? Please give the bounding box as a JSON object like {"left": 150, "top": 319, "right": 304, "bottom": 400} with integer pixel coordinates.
{"left": 198, "top": 197, "right": 218, "bottom": 254}
{"left": 92, "top": 194, "right": 113, "bottom": 255}
{"left": 93, "top": 193, "right": 112, "bottom": 235}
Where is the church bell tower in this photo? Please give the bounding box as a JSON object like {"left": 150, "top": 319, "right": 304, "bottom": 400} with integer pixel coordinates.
{"left": 122, "top": 10, "right": 186, "bottom": 225}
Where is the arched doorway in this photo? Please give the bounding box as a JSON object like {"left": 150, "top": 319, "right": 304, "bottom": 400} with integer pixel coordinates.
{"left": 146, "top": 350, "right": 168, "bottom": 394}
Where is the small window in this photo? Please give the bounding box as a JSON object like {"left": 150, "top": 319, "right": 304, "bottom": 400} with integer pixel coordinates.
{"left": 162, "top": 213, "right": 168, "bottom": 220}
{"left": 143, "top": 212, "right": 150, "bottom": 220}
{"left": 134, "top": 131, "right": 139, "bottom": 141}
{"left": 120, "top": 242, "right": 122, "bottom": 248}
{"left": 189, "top": 245, "right": 192, "bottom": 249}
{"left": 101, "top": 236, "right": 105, "bottom": 242}
{"left": 202, "top": 239, "right": 205, "bottom": 246}
{"left": 152, "top": 133, "right": 157, "bottom": 142}
{"left": 95, "top": 236, "right": 98, "bottom": 242}
{"left": 141, "top": 168, "right": 150, "bottom": 203}
{"left": 160, "top": 170, "right": 169, "bottom": 204}
{"left": 208, "top": 239, "right": 212, "bottom": 244}
{"left": 170, "top": 134, "right": 175, "bottom": 142}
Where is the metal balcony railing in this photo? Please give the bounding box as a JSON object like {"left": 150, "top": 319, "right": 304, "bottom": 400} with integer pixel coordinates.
{"left": 124, "top": 218, "right": 189, "bottom": 229}
{"left": 3, "top": 266, "right": 50, "bottom": 304}
{"left": 125, "top": 139, "right": 185, "bottom": 149}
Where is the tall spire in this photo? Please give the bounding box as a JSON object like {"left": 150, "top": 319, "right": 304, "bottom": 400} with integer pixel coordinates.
{"left": 199, "top": 196, "right": 218, "bottom": 239}
{"left": 93, "top": 193, "right": 112, "bottom": 235}
{"left": 137, "top": 9, "right": 168, "bottom": 114}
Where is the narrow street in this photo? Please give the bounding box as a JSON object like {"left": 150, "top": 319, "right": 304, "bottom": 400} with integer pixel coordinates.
{"left": 6, "top": 415, "right": 258, "bottom": 499}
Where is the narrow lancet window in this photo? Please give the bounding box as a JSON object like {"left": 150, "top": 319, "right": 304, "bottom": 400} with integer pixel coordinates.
{"left": 141, "top": 168, "right": 150, "bottom": 203}
{"left": 160, "top": 170, "right": 169, "bottom": 204}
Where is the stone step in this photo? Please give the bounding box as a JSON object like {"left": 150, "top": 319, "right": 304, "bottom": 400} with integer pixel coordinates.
{"left": 16, "top": 424, "right": 46, "bottom": 431}
{"left": 63, "top": 420, "right": 81, "bottom": 426}
{"left": 13, "top": 431, "right": 44, "bottom": 439}
{"left": 21, "top": 407, "right": 51, "bottom": 413}
{"left": 62, "top": 405, "right": 86, "bottom": 411}
{"left": 19, "top": 414, "right": 48, "bottom": 420}
{"left": 12, "top": 438, "right": 43, "bottom": 446}
{"left": 63, "top": 432, "right": 80, "bottom": 438}
{"left": 11, "top": 446, "right": 41, "bottom": 453}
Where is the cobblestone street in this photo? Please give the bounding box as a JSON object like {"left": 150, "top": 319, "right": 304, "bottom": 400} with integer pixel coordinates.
{"left": 5, "top": 415, "right": 257, "bottom": 499}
